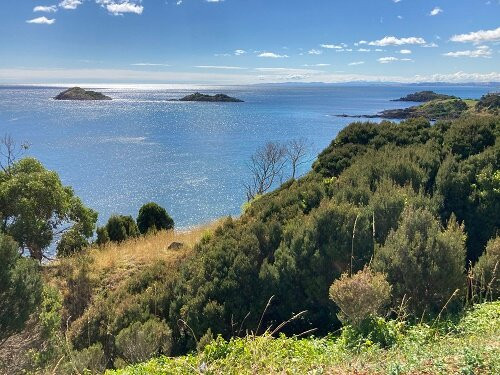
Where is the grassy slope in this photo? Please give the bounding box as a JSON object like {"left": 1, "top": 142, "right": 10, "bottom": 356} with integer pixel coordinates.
{"left": 107, "top": 301, "right": 499, "bottom": 375}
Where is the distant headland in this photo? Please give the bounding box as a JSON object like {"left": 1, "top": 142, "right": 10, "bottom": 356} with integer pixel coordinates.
{"left": 54, "top": 87, "right": 112, "bottom": 101}
{"left": 337, "top": 91, "right": 499, "bottom": 120}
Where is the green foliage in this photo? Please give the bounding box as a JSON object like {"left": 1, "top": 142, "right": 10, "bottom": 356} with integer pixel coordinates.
{"left": 0, "top": 233, "right": 42, "bottom": 342}
{"left": 106, "top": 215, "right": 140, "bottom": 243}
{"left": 137, "top": 202, "right": 174, "bottom": 234}
{"left": 29, "top": 285, "right": 64, "bottom": 370}
{"left": 66, "top": 343, "right": 107, "bottom": 374}
{"left": 96, "top": 226, "right": 110, "bottom": 245}
{"left": 115, "top": 319, "right": 172, "bottom": 365}
{"left": 0, "top": 157, "right": 97, "bottom": 260}
{"left": 472, "top": 236, "right": 500, "bottom": 300}
{"left": 373, "top": 207, "right": 466, "bottom": 316}
{"left": 475, "top": 93, "right": 500, "bottom": 114}
{"left": 443, "top": 116, "right": 496, "bottom": 159}
{"left": 57, "top": 228, "right": 89, "bottom": 257}
{"left": 106, "top": 302, "right": 500, "bottom": 375}
{"left": 329, "top": 267, "right": 392, "bottom": 327}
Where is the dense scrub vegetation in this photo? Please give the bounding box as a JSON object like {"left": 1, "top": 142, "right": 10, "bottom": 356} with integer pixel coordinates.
{"left": 109, "top": 301, "right": 500, "bottom": 375}
{"left": 1, "top": 113, "right": 499, "bottom": 373}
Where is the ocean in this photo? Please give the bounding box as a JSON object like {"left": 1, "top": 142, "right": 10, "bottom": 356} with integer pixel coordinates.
{"left": 0, "top": 84, "right": 497, "bottom": 231}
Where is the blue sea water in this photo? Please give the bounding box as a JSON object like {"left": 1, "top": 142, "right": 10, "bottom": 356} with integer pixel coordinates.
{"left": 0, "top": 84, "right": 497, "bottom": 231}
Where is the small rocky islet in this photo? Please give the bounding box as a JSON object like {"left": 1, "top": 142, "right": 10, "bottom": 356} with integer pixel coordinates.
{"left": 54, "top": 87, "right": 112, "bottom": 101}
{"left": 176, "top": 92, "right": 243, "bottom": 102}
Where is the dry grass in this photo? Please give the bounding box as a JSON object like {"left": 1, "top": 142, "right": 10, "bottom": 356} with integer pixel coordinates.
{"left": 45, "top": 219, "right": 223, "bottom": 290}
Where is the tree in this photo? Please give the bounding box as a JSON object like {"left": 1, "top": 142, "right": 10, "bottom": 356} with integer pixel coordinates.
{"left": 0, "top": 233, "right": 43, "bottom": 345}
{"left": 373, "top": 207, "right": 466, "bottom": 316}
{"left": 244, "top": 142, "right": 287, "bottom": 201}
{"left": 105, "top": 215, "right": 139, "bottom": 243}
{"left": 137, "top": 202, "right": 174, "bottom": 234}
{"left": 96, "top": 226, "right": 110, "bottom": 246}
{"left": 286, "top": 138, "right": 310, "bottom": 180}
{"left": 0, "top": 158, "right": 97, "bottom": 261}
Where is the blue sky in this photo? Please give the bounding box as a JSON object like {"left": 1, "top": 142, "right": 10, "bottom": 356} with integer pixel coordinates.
{"left": 0, "top": 0, "right": 499, "bottom": 84}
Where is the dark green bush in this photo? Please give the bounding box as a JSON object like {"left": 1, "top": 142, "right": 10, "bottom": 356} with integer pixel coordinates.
{"left": 105, "top": 215, "right": 140, "bottom": 243}
{"left": 0, "top": 233, "right": 43, "bottom": 342}
{"left": 473, "top": 236, "right": 500, "bottom": 300}
{"left": 57, "top": 228, "right": 89, "bottom": 257}
{"left": 373, "top": 207, "right": 466, "bottom": 316}
{"left": 137, "top": 202, "right": 174, "bottom": 234}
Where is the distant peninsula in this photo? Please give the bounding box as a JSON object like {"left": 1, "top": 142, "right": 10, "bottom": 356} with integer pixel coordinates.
{"left": 392, "top": 90, "right": 456, "bottom": 102}
{"left": 54, "top": 87, "right": 112, "bottom": 101}
{"left": 337, "top": 92, "right": 499, "bottom": 121}
{"left": 177, "top": 93, "right": 243, "bottom": 102}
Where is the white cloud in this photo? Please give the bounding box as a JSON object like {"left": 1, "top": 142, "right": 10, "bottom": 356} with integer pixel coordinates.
{"left": 320, "top": 44, "right": 343, "bottom": 49}
{"left": 26, "top": 16, "right": 56, "bottom": 24}
{"left": 206, "top": 0, "right": 224, "bottom": 2}
{"left": 443, "top": 45, "right": 492, "bottom": 58}
{"left": 308, "top": 49, "right": 323, "bottom": 55}
{"left": 303, "top": 63, "right": 331, "bottom": 67}
{"left": 34, "top": 5, "right": 58, "bottom": 13}
{"left": 348, "top": 61, "right": 365, "bottom": 66}
{"left": 357, "top": 48, "right": 370, "bottom": 52}
{"left": 258, "top": 52, "right": 289, "bottom": 58}
{"left": 400, "top": 49, "right": 412, "bottom": 54}
{"left": 194, "top": 65, "right": 247, "bottom": 70}
{"left": 97, "top": 1, "right": 144, "bottom": 15}
{"left": 368, "top": 36, "right": 426, "bottom": 46}
{"left": 378, "top": 56, "right": 398, "bottom": 63}
{"left": 393, "top": 0, "right": 402, "bottom": 3}
{"left": 59, "top": 0, "right": 82, "bottom": 10}
{"left": 131, "top": 63, "right": 170, "bottom": 66}
{"left": 177, "top": 0, "right": 183, "bottom": 5}
{"left": 422, "top": 42, "right": 439, "bottom": 48}
{"left": 234, "top": 49, "right": 246, "bottom": 56}
{"left": 378, "top": 56, "right": 413, "bottom": 63}
{"left": 429, "top": 7, "right": 443, "bottom": 16}
{"left": 450, "top": 26, "right": 500, "bottom": 44}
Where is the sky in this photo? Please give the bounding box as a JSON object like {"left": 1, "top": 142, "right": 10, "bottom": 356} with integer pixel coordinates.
{"left": 0, "top": 0, "right": 499, "bottom": 84}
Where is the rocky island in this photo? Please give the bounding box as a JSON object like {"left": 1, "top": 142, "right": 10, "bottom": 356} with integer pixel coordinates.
{"left": 54, "top": 87, "right": 112, "bottom": 101}
{"left": 178, "top": 92, "right": 243, "bottom": 102}
{"left": 392, "top": 90, "right": 456, "bottom": 102}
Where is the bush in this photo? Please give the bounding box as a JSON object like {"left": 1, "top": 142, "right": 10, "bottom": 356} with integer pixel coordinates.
{"left": 106, "top": 215, "right": 140, "bottom": 243}
{"left": 137, "top": 202, "right": 174, "bottom": 234}
{"left": 65, "top": 343, "right": 107, "bottom": 374}
{"left": 0, "top": 233, "right": 43, "bottom": 342}
{"left": 473, "top": 236, "right": 500, "bottom": 300}
{"left": 373, "top": 207, "right": 466, "bottom": 316}
{"left": 96, "top": 226, "right": 110, "bottom": 245}
{"left": 115, "top": 319, "right": 172, "bottom": 365}
{"left": 57, "top": 228, "right": 89, "bottom": 257}
{"left": 329, "top": 267, "right": 392, "bottom": 327}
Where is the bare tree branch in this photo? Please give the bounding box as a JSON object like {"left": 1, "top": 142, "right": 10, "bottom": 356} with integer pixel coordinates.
{"left": 285, "top": 138, "right": 311, "bottom": 180}
{"left": 244, "top": 142, "right": 287, "bottom": 201}
{"left": 0, "top": 134, "right": 30, "bottom": 174}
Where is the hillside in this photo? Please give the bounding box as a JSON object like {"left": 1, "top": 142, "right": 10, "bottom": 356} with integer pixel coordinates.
{"left": 1, "top": 113, "right": 498, "bottom": 374}
{"left": 109, "top": 301, "right": 500, "bottom": 375}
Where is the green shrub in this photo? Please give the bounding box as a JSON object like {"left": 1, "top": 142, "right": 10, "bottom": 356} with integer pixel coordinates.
{"left": 96, "top": 226, "right": 110, "bottom": 245}
{"left": 115, "top": 319, "right": 172, "bottom": 365}
{"left": 57, "top": 228, "right": 89, "bottom": 257}
{"left": 473, "top": 236, "right": 500, "bottom": 300}
{"left": 373, "top": 207, "right": 466, "bottom": 316}
{"left": 329, "top": 267, "right": 392, "bottom": 327}
{"left": 137, "top": 202, "right": 174, "bottom": 234}
{"left": 0, "top": 233, "right": 43, "bottom": 342}
{"left": 106, "top": 215, "right": 140, "bottom": 243}
{"left": 339, "top": 317, "right": 404, "bottom": 350}
{"left": 65, "top": 343, "right": 107, "bottom": 374}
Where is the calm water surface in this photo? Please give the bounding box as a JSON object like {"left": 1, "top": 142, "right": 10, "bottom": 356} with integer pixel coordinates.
{"left": 0, "top": 84, "right": 497, "bottom": 230}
